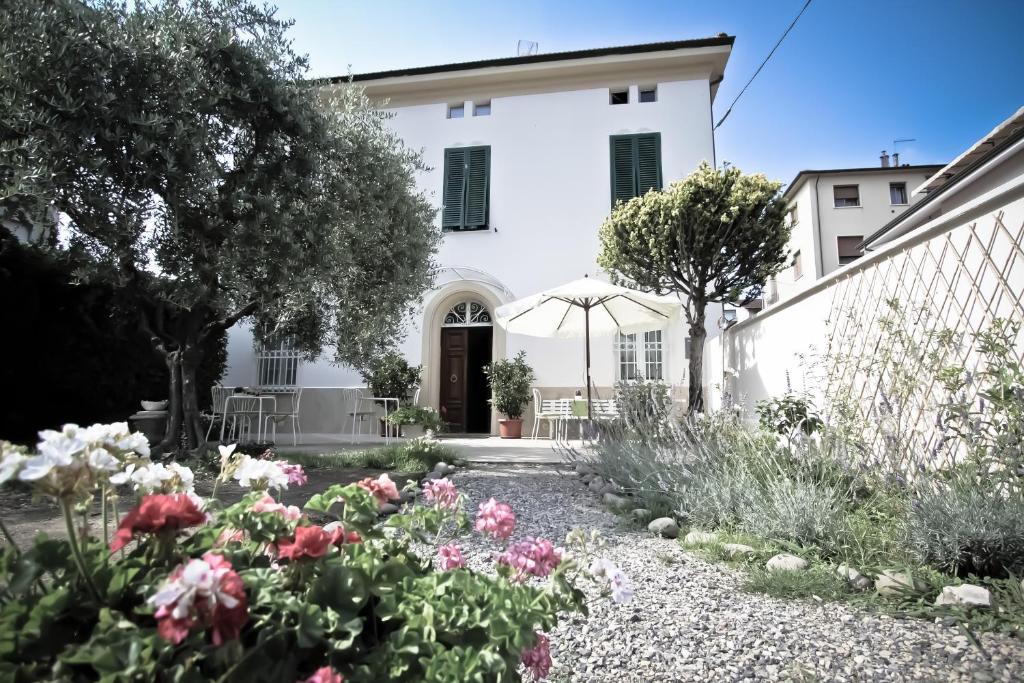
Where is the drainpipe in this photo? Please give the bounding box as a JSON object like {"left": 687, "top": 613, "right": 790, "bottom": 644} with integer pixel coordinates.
{"left": 814, "top": 175, "right": 825, "bottom": 278}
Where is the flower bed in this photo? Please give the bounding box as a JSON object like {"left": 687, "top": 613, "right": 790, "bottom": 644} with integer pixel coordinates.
{"left": 0, "top": 424, "right": 629, "bottom": 681}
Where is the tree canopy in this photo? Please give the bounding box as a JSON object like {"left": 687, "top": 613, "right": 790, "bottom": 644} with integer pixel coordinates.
{"left": 599, "top": 162, "right": 790, "bottom": 412}
{"left": 1, "top": 0, "right": 439, "bottom": 451}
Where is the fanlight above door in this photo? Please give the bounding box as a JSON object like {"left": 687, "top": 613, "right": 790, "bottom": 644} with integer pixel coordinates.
{"left": 442, "top": 300, "right": 493, "bottom": 327}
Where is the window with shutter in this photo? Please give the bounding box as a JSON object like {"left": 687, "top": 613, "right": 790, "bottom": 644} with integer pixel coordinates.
{"left": 837, "top": 235, "right": 864, "bottom": 265}
{"left": 442, "top": 146, "right": 490, "bottom": 231}
{"left": 609, "top": 133, "right": 662, "bottom": 206}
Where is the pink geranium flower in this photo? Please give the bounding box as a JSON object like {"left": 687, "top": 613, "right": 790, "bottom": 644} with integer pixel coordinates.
{"left": 520, "top": 631, "right": 552, "bottom": 680}
{"left": 276, "top": 461, "right": 308, "bottom": 487}
{"left": 301, "top": 667, "right": 344, "bottom": 683}
{"left": 474, "top": 498, "right": 515, "bottom": 540}
{"left": 323, "top": 521, "right": 362, "bottom": 546}
{"left": 250, "top": 493, "right": 302, "bottom": 521}
{"left": 437, "top": 543, "right": 465, "bottom": 570}
{"left": 497, "top": 537, "right": 562, "bottom": 580}
{"left": 357, "top": 473, "right": 400, "bottom": 506}
{"left": 148, "top": 552, "right": 248, "bottom": 646}
{"left": 423, "top": 477, "right": 459, "bottom": 509}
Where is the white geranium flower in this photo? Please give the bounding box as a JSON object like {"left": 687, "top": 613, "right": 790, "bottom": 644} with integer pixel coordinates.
{"left": 19, "top": 450, "right": 76, "bottom": 481}
{"left": 109, "top": 463, "right": 136, "bottom": 486}
{"left": 218, "top": 443, "right": 237, "bottom": 463}
{"left": 233, "top": 456, "right": 289, "bottom": 490}
{"left": 609, "top": 567, "right": 634, "bottom": 604}
{"left": 588, "top": 557, "right": 616, "bottom": 578}
{"left": 0, "top": 452, "right": 27, "bottom": 484}
{"left": 87, "top": 447, "right": 121, "bottom": 473}
{"left": 131, "top": 463, "right": 174, "bottom": 492}
{"left": 166, "top": 462, "right": 195, "bottom": 490}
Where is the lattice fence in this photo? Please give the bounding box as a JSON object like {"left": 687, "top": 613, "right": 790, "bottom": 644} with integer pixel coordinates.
{"left": 822, "top": 207, "right": 1024, "bottom": 474}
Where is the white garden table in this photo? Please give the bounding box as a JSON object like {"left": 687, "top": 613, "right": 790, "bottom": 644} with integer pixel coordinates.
{"left": 220, "top": 393, "right": 277, "bottom": 444}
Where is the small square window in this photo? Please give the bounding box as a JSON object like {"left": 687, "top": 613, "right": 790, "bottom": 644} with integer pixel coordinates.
{"left": 639, "top": 86, "right": 657, "bottom": 103}
{"left": 833, "top": 184, "right": 860, "bottom": 208}
{"left": 473, "top": 101, "right": 491, "bottom": 116}
{"left": 788, "top": 204, "right": 799, "bottom": 226}
{"left": 889, "top": 182, "right": 908, "bottom": 205}
{"left": 447, "top": 104, "right": 465, "bottom": 119}
{"left": 792, "top": 250, "right": 803, "bottom": 280}
{"left": 609, "top": 89, "right": 629, "bottom": 105}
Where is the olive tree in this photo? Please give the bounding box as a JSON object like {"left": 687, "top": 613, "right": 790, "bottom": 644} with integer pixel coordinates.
{"left": 1, "top": 0, "right": 439, "bottom": 453}
{"left": 598, "top": 162, "right": 790, "bottom": 413}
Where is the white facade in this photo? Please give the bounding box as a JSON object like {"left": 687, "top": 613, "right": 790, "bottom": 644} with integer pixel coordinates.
{"left": 769, "top": 165, "right": 942, "bottom": 304}
{"left": 223, "top": 38, "right": 734, "bottom": 436}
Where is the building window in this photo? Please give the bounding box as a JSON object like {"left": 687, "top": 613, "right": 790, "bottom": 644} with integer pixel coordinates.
{"left": 610, "top": 133, "right": 662, "bottom": 206}
{"left": 788, "top": 203, "right": 799, "bottom": 227}
{"left": 889, "top": 182, "right": 908, "bottom": 205}
{"left": 639, "top": 86, "right": 657, "bottom": 103}
{"left": 442, "top": 300, "right": 492, "bottom": 326}
{"left": 473, "top": 101, "right": 491, "bottom": 116}
{"left": 833, "top": 184, "right": 860, "bottom": 208}
{"left": 447, "top": 103, "right": 465, "bottom": 119}
{"left": 609, "top": 89, "right": 629, "bottom": 105}
{"left": 837, "top": 236, "right": 863, "bottom": 266}
{"left": 616, "top": 330, "right": 663, "bottom": 381}
{"left": 792, "top": 250, "right": 803, "bottom": 280}
{"left": 256, "top": 336, "right": 300, "bottom": 389}
{"left": 442, "top": 146, "right": 490, "bottom": 231}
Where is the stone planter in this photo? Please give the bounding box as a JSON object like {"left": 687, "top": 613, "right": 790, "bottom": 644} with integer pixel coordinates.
{"left": 403, "top": 424, "right": 425, "bottom": 438}
{"left": 129, "top": 410, "right": 167, "bottom": 445}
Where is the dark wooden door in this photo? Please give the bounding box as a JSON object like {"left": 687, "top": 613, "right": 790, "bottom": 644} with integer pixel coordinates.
{"left": 440, "top": 328, "right": 468, "bottom": 432}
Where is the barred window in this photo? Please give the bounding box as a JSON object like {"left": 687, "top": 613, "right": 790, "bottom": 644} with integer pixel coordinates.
{"left": 256, "top": 336, "right": 300, "bottom": 388}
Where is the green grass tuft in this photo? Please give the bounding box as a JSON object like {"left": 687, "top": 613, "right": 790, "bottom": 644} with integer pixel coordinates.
{"left": 279, "top": 442, "right": 464, "bottom": 473}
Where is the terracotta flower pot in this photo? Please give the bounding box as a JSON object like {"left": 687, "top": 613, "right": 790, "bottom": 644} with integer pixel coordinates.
{"left": 498, "top": 418, "right": 523, "bottom": 439}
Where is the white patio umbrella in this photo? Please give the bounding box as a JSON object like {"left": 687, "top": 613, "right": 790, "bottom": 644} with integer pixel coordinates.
{"left": 494, "top": 275, "right": 679, "bottom": 420}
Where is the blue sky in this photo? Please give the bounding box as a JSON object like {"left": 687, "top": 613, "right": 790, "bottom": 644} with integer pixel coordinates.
{"left": 283, "top": 0, "right": 1024, "bottom": 185}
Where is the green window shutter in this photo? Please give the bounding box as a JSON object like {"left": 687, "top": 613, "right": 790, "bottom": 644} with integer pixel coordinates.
{"left": 636, "top": 133, "right": 662, "bottom": 195}
{"left": 464, "top": 146, "right": 490, "bottom": 228}
{"left": 610, "top": 136, "right": 636, "bottom": 206}
{"left": 442, "top": 148, "right": 467, "bottom": 229}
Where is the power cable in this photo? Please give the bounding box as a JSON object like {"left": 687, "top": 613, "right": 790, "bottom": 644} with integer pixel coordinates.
{"left": 714, "top": 0, "right": 813, "bottom": 130}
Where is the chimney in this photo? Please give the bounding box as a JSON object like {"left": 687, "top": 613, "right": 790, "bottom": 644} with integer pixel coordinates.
{"left": 892, "top": 151, "right": 900, "bottom": 167}
{"left": 880, "top": 150, "right": 890, "bottom": 167}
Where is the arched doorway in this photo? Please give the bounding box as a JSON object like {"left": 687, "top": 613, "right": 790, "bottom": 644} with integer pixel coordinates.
{"left": 438, "top": 299, "right": 494, "bottom": 433}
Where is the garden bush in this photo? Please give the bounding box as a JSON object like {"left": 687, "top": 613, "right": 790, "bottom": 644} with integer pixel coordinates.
{"left": 906, "top": 468, "right": 1024, "bottom": 578}
{"left": 0, "top": 234, "right": 226, "bottom": 444}
{"left": 0, "top": 424, "right": 631, "bottom": 681}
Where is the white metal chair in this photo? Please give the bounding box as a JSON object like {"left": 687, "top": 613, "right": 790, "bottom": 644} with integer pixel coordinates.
{"left": 347, "top": 388, "right": 378, "bottom": 443}
{"left": 224, "top": 395, "right": 260, "bottom": 443}
{"left": 530, "top": 389, "right": 563, "bottom": 439}
{"left": 204, "top": 385, "right": 233, "bottom": 442}
{"left": 264, "top": 388, "right": 303, "bottom": 446}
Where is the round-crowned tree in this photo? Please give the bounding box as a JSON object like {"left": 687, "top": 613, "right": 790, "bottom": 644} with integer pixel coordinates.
{"left": 599, "top": 162, "right": 790, "bottom": 413}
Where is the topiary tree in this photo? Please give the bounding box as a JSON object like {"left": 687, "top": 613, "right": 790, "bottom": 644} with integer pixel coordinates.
{"left": 0, "top": 0, "right": 439, "bottom": 454}
{"left": 598, "top": 162, "right": 790, "bottom": 413}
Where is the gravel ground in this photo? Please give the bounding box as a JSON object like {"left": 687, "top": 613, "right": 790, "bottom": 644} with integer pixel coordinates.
{"left": 451, "top": 464, "right": 1024, "bottom": 683}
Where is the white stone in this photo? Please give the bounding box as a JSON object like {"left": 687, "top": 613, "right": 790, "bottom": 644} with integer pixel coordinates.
{"left": 722, "top": 543, "right": 756, "bottom": 557}
{"left": 875, "top": 570, "right": 925, "bottom": 597}
{"left": 379, "top": 502, "right": 399, "bottom": 515}
{"left": 603, "top": 492, "right": 631, "bottom": 511}
{"left": 836, "top": 564, "right": 873, "bottom": 591}
{"left": 766, "top": 553, "right": 808, "bottom": 572}
{"left": 934, "top": 584, "right": 991, "bottom": 608}
{"left": 648, "top": 517, "right": 680, "bottom": 539}
{"left": 588, "top": 476, "right": 607, "bottom": 492}
{"left": 683, "top": 530, "right": 718, "bottom": 546}
{"left": 629, "top": 508, "right": 650, "bottom": 521}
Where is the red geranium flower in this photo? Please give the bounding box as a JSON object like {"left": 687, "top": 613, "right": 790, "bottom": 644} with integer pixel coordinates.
{"left": 302, "top": 667, "right": 344, "bottom": 683}
{"left": 276, "top": 525, "right": 332, "bottom": 560}
{"left": 323, "top": 521, "right": 362, "bottom": 546}
{"left": 150, "top": 552, "right": 248, "bottom": 646}
{"left": 110, "top": 493, "right": 206, "bottom": 551}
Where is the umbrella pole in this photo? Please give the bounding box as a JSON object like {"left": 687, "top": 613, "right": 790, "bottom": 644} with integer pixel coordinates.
{"left": 584, "top": 303, "right": 592, "bottom": 422}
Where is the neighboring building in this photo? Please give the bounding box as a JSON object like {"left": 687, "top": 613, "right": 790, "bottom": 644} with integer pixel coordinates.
{"left": 222, "top": 36, "right": 735, "bottom": 438}
{"left": 768, "top": 159, "right": 943, "bottom": 304}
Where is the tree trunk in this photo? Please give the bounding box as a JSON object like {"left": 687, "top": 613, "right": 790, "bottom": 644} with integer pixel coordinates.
{"left": 687, "top": 313, "right": 708, "bottom": 415}
{"left": 155, "top": 351, "right": 182, "bottom": 457}
{"left": 180, "top": 349, "right": 205, "bottom": 454}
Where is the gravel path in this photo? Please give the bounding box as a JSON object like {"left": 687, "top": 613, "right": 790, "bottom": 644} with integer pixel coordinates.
{"left": 452, "top": 464, "right": 1024, "bottom": 682}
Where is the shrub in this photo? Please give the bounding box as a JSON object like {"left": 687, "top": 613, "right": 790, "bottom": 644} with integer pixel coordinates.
{"left": 738, "top": 476, "right": 846, "bottom": 548}
{"left": 756, "top": 394, "right": 824, "bottom": 439}
{"left": 484, "top": 351, "right": 535, "bottom": 420}
{"left": 0, "top": 425, "right": 631, "bottom": 681}
{"left": 386, "top": 405, "right": 444, "bottom": 433}
{"left": 361, "top": 350, "right": 420, "bottom": 406}
{"left": 0, "top": 234, "right": 226, "bottom": 443}
{"left": 615, "top": 379, "right": 672, "bottom": 434}
{"left": 906, "top": 469, "right": 1024, "bottom": 578}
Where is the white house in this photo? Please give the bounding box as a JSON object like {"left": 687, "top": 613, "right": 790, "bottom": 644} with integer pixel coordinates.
{"left": 223, "top": 36, "right": 736, "bottom": 438}
{"left": 768, "top": 159, "right": 943, "bottom": 304}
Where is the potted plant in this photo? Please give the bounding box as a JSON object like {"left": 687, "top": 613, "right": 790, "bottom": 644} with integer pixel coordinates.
{"left": 387, "top": 405, "right": 444, "bottom": 438}
{"left": 484, "top": 351, "right": 535, "bottom": 439}
{"left": 361, "top": 351, "right": 421, "bottom": 437}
